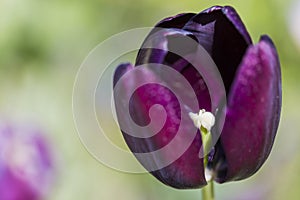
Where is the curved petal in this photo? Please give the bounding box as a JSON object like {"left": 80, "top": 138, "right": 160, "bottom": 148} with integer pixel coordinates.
{"left": 135, "top": 28, "right": 212, "bottom": 112}
{"left": 183, "top": 5, "right": 251, "bottom": 93}
{"left": 222, "top": 6, "right": 252, "bottom": 44}
{"left": 113, "top": 63, "right": 207, "bottom": 188}
{"left": 135, "top": 13, "right": 195, "bottom": 66}
{"left": 215, "top": 36, "right": 281, "bottom": 182}
{"left": 155, "top": 13, "right": 196, "bottom": 29}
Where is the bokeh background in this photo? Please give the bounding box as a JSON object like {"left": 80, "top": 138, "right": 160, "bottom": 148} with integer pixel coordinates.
{"left": 1, "top": 0, "right": 300, "bottom": 199}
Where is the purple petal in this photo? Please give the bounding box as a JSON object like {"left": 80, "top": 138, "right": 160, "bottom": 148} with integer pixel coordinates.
{"left": 215, "top": 36, "right": 281, "bottom": 182}
{"left": 135, "top": 28, "right": 212, "bottom": 112}
{"left": 155, "top": 13, "right": 196, "bottom": 29}
{"left": 222, "top": 6, "right": 252, "bottom": 44}
{"left": 192, "top": 6, "right": 252, "bottom": 43}
{"left": 113, "top": 63, "right": 207, "bottom": 188}
{"left": 0, "top": 124, "right": 54, "bottom": 200}
{"left": 0, "top": 169, "right": 37, "bottom": 200}
{"left": 183, "top": 5, "right": 252, "bottom": 93}
{"left": 135, "top": 13, "right": 195, "bottom": 66}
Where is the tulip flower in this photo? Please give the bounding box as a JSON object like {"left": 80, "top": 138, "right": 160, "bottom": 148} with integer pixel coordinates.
{"left": 113, "top": 5, "right": 281, "bottom": 194}
{"left": 0, "top": 123, "right": 54, "bottom": 200}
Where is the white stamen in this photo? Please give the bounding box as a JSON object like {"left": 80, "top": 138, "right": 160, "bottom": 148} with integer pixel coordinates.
{"left": 188, "top": 109, "right": 215, "bottom": 132}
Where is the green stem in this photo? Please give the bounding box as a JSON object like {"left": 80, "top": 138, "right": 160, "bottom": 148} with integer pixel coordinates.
{"left": 201, "top": 129, "right": 215, "bottom": 200}
{"left": 202, "top": 180, "right": 214, "bottom": 200}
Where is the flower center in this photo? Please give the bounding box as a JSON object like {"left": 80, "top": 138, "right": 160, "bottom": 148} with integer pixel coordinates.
{"left": 188, "top": 109, "right": 215, "bottom": 132}
{"left": 189, "top": 109, "right": 216, "bottom": 174}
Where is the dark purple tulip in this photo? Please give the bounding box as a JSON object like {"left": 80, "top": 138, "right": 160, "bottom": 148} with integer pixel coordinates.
{"left": 113, "top": 5, "right": 281, "bottom": 188}
{"left": 0, "top": 123, "right": 54, "bottom": 200}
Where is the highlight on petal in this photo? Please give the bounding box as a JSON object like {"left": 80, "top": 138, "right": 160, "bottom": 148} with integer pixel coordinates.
{"left": 135, "top": 28, "right": 212, "bottom": 112}
{"left": 182, "top": 5, "right": 251, "bottom": 93}
{"left": 222, "top": 6, "right": 252, "bottom": 45}
{"left": 135, "top": 13, "right": 195, "bottom": 66}
{"left": 113, "top": 63, "right": 207, "bottom": 188}
{"left": 215, "top": 36, "right": 281, "bottom": 182}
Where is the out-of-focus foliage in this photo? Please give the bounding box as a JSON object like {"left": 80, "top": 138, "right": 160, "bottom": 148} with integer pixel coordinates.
{"left": 0, "top": 0, "right": 299, "bottom": 199}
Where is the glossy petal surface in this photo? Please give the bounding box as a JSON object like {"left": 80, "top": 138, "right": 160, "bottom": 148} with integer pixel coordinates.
{"left": 183, "top": 6, "right": 251, "bottom": 92}
{"left": 113, "top": 63, "right": 207, "bottom": 188}
{"left": 216, "top": 36, "right": 281, "bottom": 182}
{"left": 114, "top": 5, "right": 282, "bottom": 189}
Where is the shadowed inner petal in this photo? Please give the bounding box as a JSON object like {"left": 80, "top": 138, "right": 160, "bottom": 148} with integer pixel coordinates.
{"left": 136, "top": 8, "right": 251, "bottom": 111}
{"left": 183, "top": 9, "right": 250, "bottom": 93}
{"left": 135, "top": 13, "right": 195, "bottom": 66}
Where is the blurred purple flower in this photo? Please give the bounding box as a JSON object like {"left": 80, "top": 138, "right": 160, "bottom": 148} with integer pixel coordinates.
{"left": 113, "top": 6, "right": 281, "bottom": 188}
{"left": 0, "top": 123, "right": 54, "bottom": 200}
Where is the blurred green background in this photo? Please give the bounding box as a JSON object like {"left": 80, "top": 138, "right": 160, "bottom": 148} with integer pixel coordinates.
{"left": 0, "top": 0, "right": 300, "bottom": 199}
